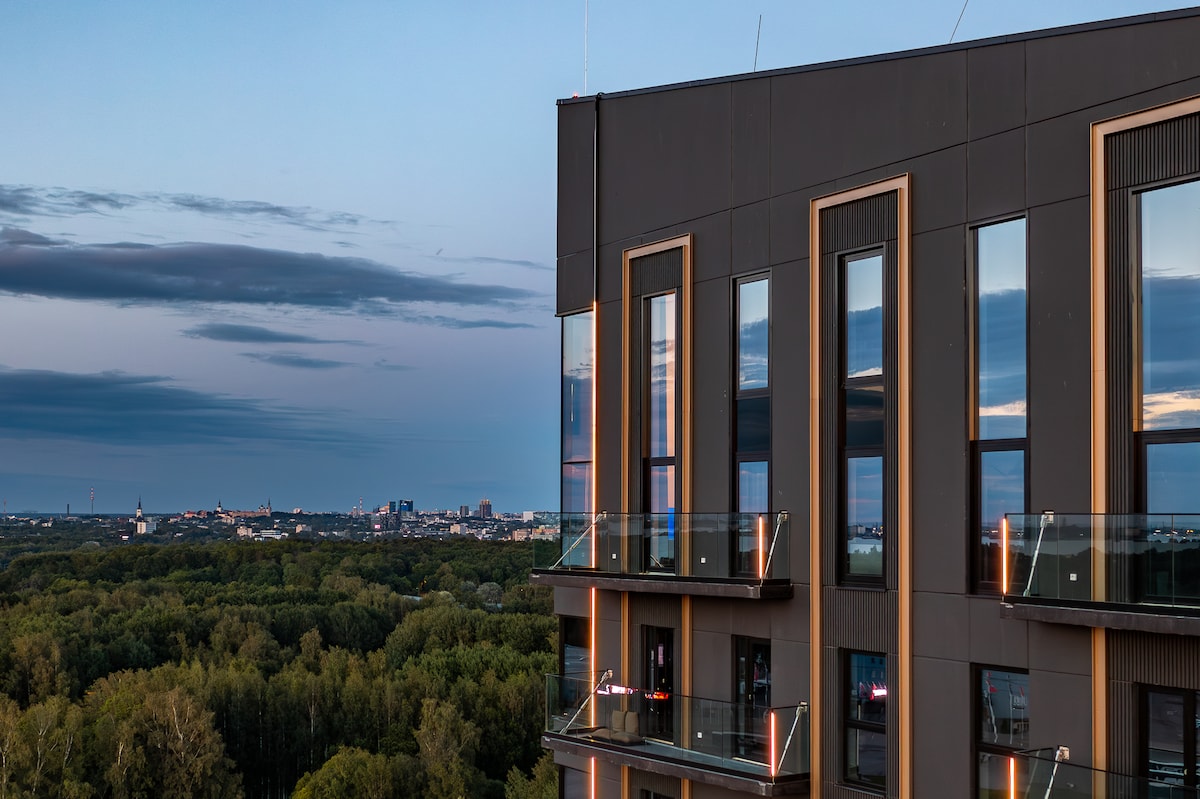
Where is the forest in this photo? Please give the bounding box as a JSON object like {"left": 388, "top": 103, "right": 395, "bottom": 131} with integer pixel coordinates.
{"left": 0, "top": 534, "right": 559, "bottom": 798}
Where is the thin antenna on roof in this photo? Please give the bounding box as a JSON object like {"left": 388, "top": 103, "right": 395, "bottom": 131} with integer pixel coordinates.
{"left": 753, "top": 14, "right": 763, "bottom": 71}
{"left": 949, "top": 0, "right": 970, "bottom": 43}
{"left": 584, "top": 0, "right": 589, "bottom": 94}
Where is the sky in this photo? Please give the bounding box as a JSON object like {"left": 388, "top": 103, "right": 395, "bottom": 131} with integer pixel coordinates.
{"left": 1, "top": 1, "right": 1195, "bottom": 515}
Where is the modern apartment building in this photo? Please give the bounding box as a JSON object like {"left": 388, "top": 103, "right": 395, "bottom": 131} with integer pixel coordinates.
{"left": 535, "top": 8, "right": 1200, "bottom": 798}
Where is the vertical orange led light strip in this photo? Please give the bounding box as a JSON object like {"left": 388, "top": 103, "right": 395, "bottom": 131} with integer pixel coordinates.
{"left": 1008, "top": 756, "right": 1016, "bottom": 799}
{"left": 589, "top": 586, "right": 596, "bottom": 728}
{"left": 758, "top": 515, "right": 766, "bottom": 579}
{"left": 590, "top": 756, "right": 596, "bottom": 799}
{"left": 1001, "top": 516, "right": 1009, "bottom": 595}
{"left": 769, "top": 710, "right": 777, "bottom": 778}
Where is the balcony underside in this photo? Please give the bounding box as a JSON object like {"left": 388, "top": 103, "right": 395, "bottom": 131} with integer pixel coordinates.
{"left": 542, "top": 732, "right": 810, "bottom": 796}
{"left": 530, "top": 569, "right": 794, "bottom": 599}
{"left": 1002, "top": 598, "right": 1200, "bottom": 635}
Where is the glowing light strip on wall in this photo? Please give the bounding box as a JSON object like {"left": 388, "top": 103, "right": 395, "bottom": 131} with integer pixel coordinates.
{"left": 590, "top": 756, "right": 596, "bottom": 799}
{"left": 1001, "top": 516, "right": 1009, "bottom": 595}
{"left": 769, "top": 710, "right": 777, "bottom": 778}
{"left": 589, "top": 586, "right": 597, "bottom": 727}
{"left": 1008, "top": 756, "right": 1016, "bottom": 799}
{"left": 758, "top": 515, "right": 766, "bottom": 579}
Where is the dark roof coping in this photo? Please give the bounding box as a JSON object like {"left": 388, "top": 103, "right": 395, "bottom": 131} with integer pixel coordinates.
{"left": 557, "top": 6, "right": 1200, "bottom": 105}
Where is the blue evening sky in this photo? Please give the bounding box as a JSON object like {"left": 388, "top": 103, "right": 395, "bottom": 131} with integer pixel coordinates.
{"left": 0, "top": 1, "right": 1191, "bottom": 514}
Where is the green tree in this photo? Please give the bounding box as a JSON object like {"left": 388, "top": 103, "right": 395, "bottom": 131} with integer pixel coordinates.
{"left": 291, "top": 747, "right": 392, "bottom": 799}
{"left": 504, "top": 751, "right": 557, "bottom": 799}
{"left": 414, "top": 699, "right": 481, "bottom": 799}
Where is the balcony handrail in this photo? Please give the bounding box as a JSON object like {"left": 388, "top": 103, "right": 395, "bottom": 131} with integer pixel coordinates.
{"left": 550, "top": 511, "right": 606, "bottom": 571}
{"left": 562, "top": 669, "right": 613, "bottom": 734}
{"left": 1022, "top": 511, "right": 1055, "bottom": 598}
{"left": 777, "top": 700, "right": 807, "bottom": 774}
{"left": 763, "top": 510, "right": 788, "bottom": 583}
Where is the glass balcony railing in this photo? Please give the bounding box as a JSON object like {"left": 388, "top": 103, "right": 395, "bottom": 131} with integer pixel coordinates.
{"left": 986, "top": 747, "right": 1200, "bottom": 798}
{"left": 545, "top": 672, "right": 809, "bottom": 784}
{"left": 533, "top": 512, "right": 790, "bottom": 582}
{"left": 1003, "top": 513, "right": 1200, "bottom": 610}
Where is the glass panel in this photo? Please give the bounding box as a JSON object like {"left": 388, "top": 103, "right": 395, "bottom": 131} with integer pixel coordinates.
{"left": 647, "top": 466, "right": 676, "bottom": 573}
{"left": 734, "top": 638, "right": 771, "bottom": 762}
{"left": 845, "top": 385, "right": 885, "bottom": 449}
{"left": 848, "top": 653, "right": 888, "bottom": 724}
{"left": 1142, "top": 181, "right": 1200, "bottom": 431}
{"left": 1146, "top": 442, "right": 1200, "bottom": 514}
{"left": 1147, "top": 691, "right": 1187, "bottom": 787}
{"left": 845, "top": 253, "right": 884, "bottom": 379}
{"left": 562, "top": 312, "right": 594, "bottom": 462}
{"left": 739, "top": 277, "right": 770, "bottom": 391}
{"left": 977, "top": 752, "right": 1011, "bottom": 799}
{"left": 846, "top": 456, "right": 884, "bottom": 577}
{"left": 979, "top": 449, "right": 1025, "bottom": 586}
{"left": 979, "top": 669, "right": 1029, "bottom": 750}
{"left": 562, "top": 617, "right": 589, "bottom": 675}
{"left": 648, "top": 294, "right": 677, "bottom": 458}
{"left": 977, "top": 219, "right": 1027, "bottom": 440}
{"left": 561, "top": 463, "right": 592, "bottom": 515}
{"left": 739, "top": 461, "right": 769, "bottom": 514}
{"left": 736, "top": 396, "right": 771, "bottom": 453}
{"left": 846, "top": 728, "right": 887, "bottom": 788}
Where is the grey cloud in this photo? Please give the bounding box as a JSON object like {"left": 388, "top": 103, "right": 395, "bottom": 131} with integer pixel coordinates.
{"left": 0, "top": 228, "right": 61, "bottom": 247}
{"left": 0, "top": 367, "right": 348, "bottom": 446}
{"left": 0, "top": 239, "right": 535, "bottom": 311}
{"left": 437, "top": 254, "right": 552, "bottom": 271}
{"left": 240, "top": 352, "right": 349, "bottom": 370}
{"left": 410, "top": 314, "right": 536, "bottom": 330}
{"left": 373, "top": 359, "right": 413, "bottom": 372}
{"left": 0, "top": 184, "right": 380, "bottom": 233}
{"left": 183, "top": 323, "right": 353, "bottom": 345}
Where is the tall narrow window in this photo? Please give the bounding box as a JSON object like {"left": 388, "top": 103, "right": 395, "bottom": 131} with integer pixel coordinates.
{"left": 972, "top": 219, "right": 1027, "bottom": 592}
{"left": 1138, "top": 180, "right": 1200, "bottom": 513}
{"left": 645, "top": 293, "right": 678, "bottom": 572}
{"left": 561, "top": 311, "right": 594, "bottom": 565}
{"left": 975, "top": 667, "right": 1029, "bottom": 797}
{"left": 842, "top": 252, "right": 885, "bottom": 580}
{"left": 845, "top": 651, "right": 887, "bottom": 790}
{"left": 736, "top": 276, "right": 770, "bottom": 513}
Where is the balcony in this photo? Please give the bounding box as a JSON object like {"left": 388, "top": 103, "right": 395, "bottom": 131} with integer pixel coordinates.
{"left": 530, "top": 513, "right": 792, "bottom": 598}
{"left": 989, "top": 746, "right": 1200, "bottom": 798}
{"left": 1002, "top": 513, "right": 1200, "bottom": 633}
{"left": 543, "top": 672, "right": 810, "bottom": 796}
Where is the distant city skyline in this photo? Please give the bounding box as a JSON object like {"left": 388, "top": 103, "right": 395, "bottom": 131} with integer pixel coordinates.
{"left": 1, "top": 1, "right": 1192, "bottom": 513}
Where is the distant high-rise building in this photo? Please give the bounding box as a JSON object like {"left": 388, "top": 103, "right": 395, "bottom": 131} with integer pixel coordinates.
{"left": 388, "top": 500, "right": 397, "bottom": 514}
{"left": 399, "top": 499, "right": 414, "bottom": 518}
{"left": 478, "top": 498, "right": 492, "bottom": 519}
{"left": 460, "top": 505, "right": 471, "bottom": 518}
{"left": 522, "top": 511, "right": 535, "bottom": 522}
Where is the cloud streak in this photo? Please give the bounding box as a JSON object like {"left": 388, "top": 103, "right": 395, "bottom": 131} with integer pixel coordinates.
{"left": 0, "top": 235, "right": 535, "bottom": 312}
{"left": 435, "top": 253, "right": 552, "bottom": 271}
{"left": 239, "top": 352, "right": 349, "bottom": 370}
{"left": 0, "top": 184, "right": 381, "bottom": 233}
{"left": 182, "top": 322, "right": 353, "bottom": 345}
{"left": 0, "top": 366, "right": 352, "bottom": 447}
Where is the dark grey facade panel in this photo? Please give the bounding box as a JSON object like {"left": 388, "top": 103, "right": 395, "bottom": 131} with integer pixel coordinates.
{"left": 967, "top": 595, "right": 1029, "bottom": 668}
{"left": 1027, "top": 198, "right": 1092, "bottom": 513}
{"left": 597, "top": 85, "right": 732, "bottom": 246}
{"left": 597, "top": 300, "right": 623, "bottom": 513}
{"left": 732, "top": 200, "right": 770, "bottom": 275}
{"left": 910, "top": 226, "right": 969, "bottom": 596}
{"left": 967, "top": 42, "right": 1026, "bottom": 140}
{"left": 966, "top": 129, "right": 1026, "bottom": 222}
{"left": 628, "top": 769, "right": 681, "bottom": 797}
{"left": 769, "top": 53, "right": 967, "bottom": 196}
{"left": 631, "top": 247, "right": 683, "bottom": 296}
{"left": 732, "top": 78, "right": 771, "bottom": 208}
{"left": 558, "top": 250, "right": 594, "bottom": 315}
{"left": 1106, "top": 112, "right": 1200, "bottom": 190}
{"left": 770, "top": 257, "right": 810, "bottom": 577}
{"left": 558, "top": 101, "right": 596, "bottom": 259}
{"left": 692, "top": 278, "right": 731, "bottom": 513}
{"left": 912, "top": 657, "right": 972, "bottom": 798}
{"left": 1025, "top": 109, "right": 1093, "bottom": 208}
{"left": 912, "top": 592, "right": 970, "bottom": 662}
{"left": 1024, "top": 14, "right": 1200, "bottom": 125}
{"left": 822, "top": 587, "right": 890, "bottom": 653}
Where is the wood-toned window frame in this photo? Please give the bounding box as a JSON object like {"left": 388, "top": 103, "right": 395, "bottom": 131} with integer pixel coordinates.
{"left": 809, "top": 175, "right": 912, "bottom": 799}
{"left": 1091, "top": 93, "right": 1200, "bottom": 780}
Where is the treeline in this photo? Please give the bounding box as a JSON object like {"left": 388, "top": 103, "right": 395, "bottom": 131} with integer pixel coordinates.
{"left": 0, "top": 539, "right": 558, "bottom": 798}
